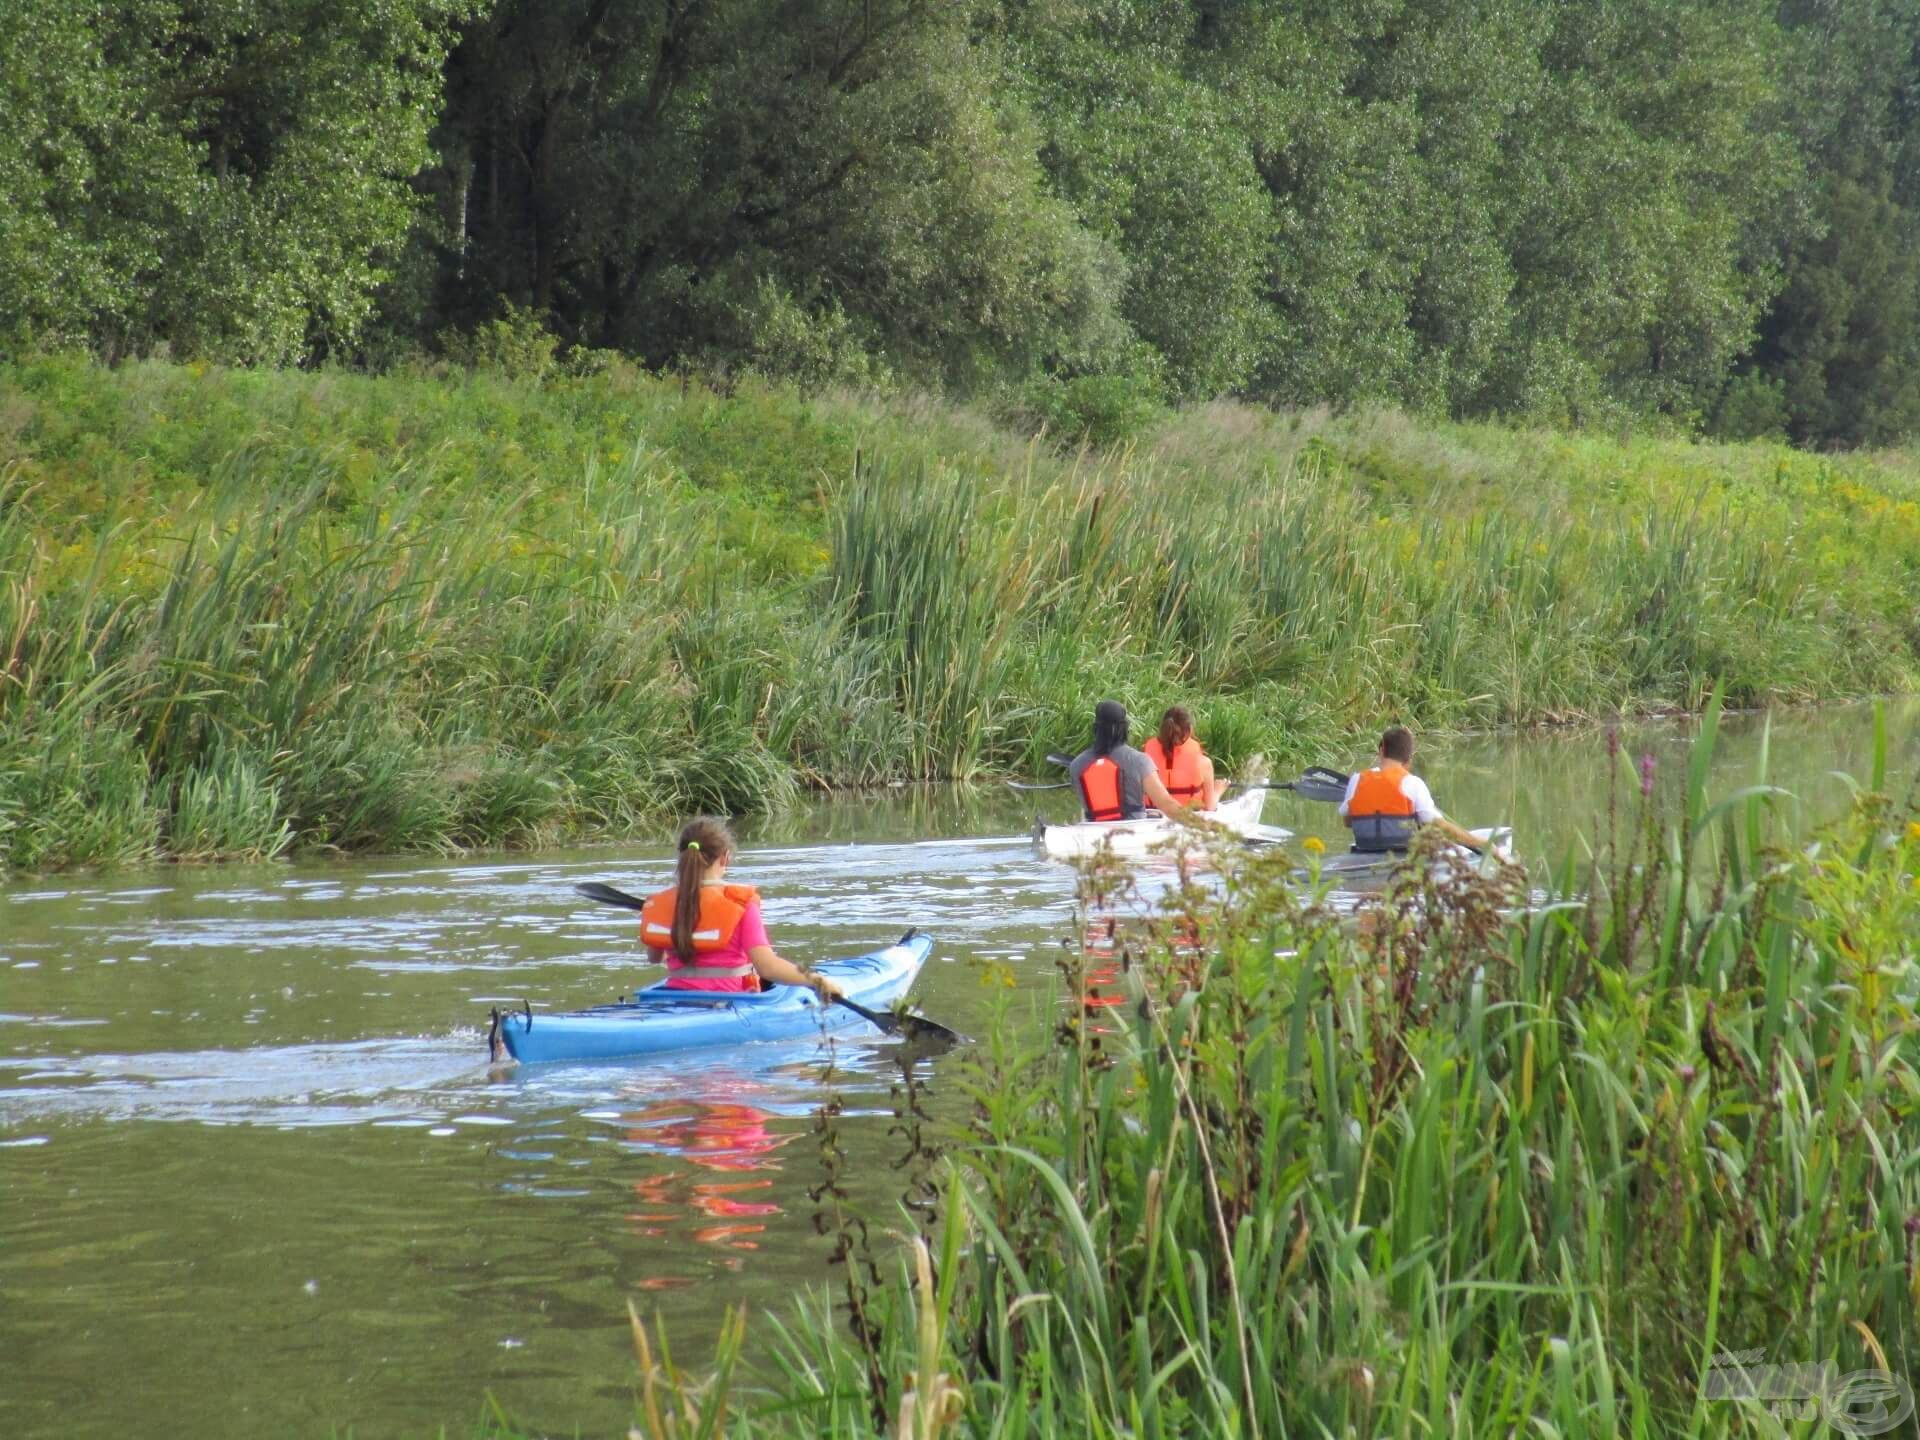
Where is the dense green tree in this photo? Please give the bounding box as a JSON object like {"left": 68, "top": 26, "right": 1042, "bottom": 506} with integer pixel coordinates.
{"left": 432, "top": 0, "right": 1129, "bottom": 386}
{"left": 1484, "top": 0, "right": 1799, "bottom": 422}
{"left": 1738, "top": 0, "right": 1920, "bottom": 446}
{"left": 999, "top": 0, "right": 1273, "bottom": 399}
{"left": 0, "top": 0, "right": 464, "bottom": 363}
{"left": 1187, "top": 0, "right": 1793, "bottom": 422}
{"left": 13, "top": 0, "right": 1920, "bottom": 445}
{"left": 1749, "top": 163, "right": 1920, "bottom": 447}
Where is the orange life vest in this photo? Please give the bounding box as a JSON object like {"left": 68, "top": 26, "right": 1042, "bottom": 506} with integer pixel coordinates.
{"left": 1078, "top": 755, "right": 1125, "bottom": 822}
{"left": 1347, "top": 762, "right": 1419, "bottom": 853}
{"left": 639, "top": 883, "right": 761, "bottom": 980}
{"left": 1143, "top": 736, "right": 1208, "bottom": 804}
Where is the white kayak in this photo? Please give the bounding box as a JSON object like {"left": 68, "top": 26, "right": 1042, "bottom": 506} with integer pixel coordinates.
{"left": 1035, "top": 788, "right": 1289, "bottom": 860}
{"left": 1311, "top": 826, "right": 1516, "bottom": 884}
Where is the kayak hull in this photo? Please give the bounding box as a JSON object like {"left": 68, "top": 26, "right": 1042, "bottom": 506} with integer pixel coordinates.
{"left": 1036, "top": 788, "right": 1281, "bottom": 860}
{"left": 493, "top": 931, "right": 932, "bottom": 1064}
{"left": 1314, "top": 826, "right": 1516, "bottom": 884}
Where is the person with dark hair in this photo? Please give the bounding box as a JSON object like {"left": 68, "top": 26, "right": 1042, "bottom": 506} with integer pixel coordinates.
{"left": 637, "top": 817, "right": 843, "bottom": 997}
{"left": 1142, "top": 705, "right": 1229, "bottom": 811}
{"left": 1067, "top": 700, "right": 1200, "bottom": 823}
{"left": 1339, "top": 726, "right": 1484, "bottom": 854}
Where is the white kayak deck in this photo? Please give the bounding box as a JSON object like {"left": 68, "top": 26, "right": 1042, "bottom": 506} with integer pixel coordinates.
{"left": 1035, "top": 788, "right": 1287, "bottom": 860}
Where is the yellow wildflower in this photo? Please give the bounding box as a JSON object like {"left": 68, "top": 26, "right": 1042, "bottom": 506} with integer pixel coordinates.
{"left": 1905, "top": 821, "right": 1920, "bottom": 843}
{"left": 1303, "top": 835, "right": 1326, "bottom": 856}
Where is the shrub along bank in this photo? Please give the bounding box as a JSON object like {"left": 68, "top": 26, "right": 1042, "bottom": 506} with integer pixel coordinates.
{"left": 3, "top": 357, "right": 1919, "bottom": 869}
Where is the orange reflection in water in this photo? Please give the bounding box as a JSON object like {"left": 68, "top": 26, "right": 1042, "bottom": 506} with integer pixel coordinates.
{"left": 1080, "top": 913, "right": 1127, "bottom": 1021}
{"left": 623, "top": 1101, "right": 799, "bottom": 1252}
{"left": 1080, "top": 903, "right": 1208, "bottom": 1024}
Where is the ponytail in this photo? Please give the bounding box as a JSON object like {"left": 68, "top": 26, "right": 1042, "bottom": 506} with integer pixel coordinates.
{"left": 670, "top": 817, "right": 735, "bottom": 959}
{"left": 1092, "top": 699, "right": 1129, "bottom": 756}
{"left": 1158, "top": 705, "right": 1192, "bottom": 759}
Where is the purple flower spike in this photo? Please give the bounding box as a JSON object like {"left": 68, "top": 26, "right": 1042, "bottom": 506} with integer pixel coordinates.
{"left": 1639, "top": 753, "right": 1656, "bottom": 797}
{"left": 1606, "top": 725, "right": 1620, "bottom": 759}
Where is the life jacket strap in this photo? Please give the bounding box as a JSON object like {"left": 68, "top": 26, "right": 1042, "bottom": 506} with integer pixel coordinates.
{"left": 664, "top": 956, "right": 757, "bottom": 978}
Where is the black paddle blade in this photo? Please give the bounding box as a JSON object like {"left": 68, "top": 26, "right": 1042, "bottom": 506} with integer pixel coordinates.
{"left": 1288, "top": 774, "right": 1351, "bottom": 804}
{"left": 833, "top": 994, "right": 965, "bottom": 1048}
{"left": 575, "top": 881, "right": 649, "bottom": 911}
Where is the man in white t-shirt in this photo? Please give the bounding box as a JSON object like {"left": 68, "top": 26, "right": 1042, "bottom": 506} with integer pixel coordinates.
{"left": 1338, "top": 726, "right": 1484, "bottom": 854}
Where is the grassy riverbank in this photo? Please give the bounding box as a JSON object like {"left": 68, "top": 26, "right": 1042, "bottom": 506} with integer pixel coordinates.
{"left": 479, "top": 712, "right": 1920, "bottom": 1437}
{"left": 5, "top": 356, "right": 1920, "bottom": 869}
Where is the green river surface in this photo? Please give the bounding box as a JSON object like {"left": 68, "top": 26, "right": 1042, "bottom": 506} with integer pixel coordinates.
{"left": 4, "top": 704, "right": 1917, "bottom": 1438}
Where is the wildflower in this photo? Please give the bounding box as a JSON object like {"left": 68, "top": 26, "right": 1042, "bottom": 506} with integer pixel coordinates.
{"left": 1303, "top": 835, "right": 1326, "bottom": 856}
{"left": 1905, "top": 821, "right": 1920, "bottom": 843}
{"left": 1606, "top": 725, "right": 1619, "bottom": 759}
{"left": 1639, "top": 753, "right": 1656, "bottom": 797}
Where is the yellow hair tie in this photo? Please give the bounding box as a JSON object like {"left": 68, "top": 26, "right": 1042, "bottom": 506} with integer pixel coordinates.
{"left": 685, "top": 839, "right": 701, "bottom": 852}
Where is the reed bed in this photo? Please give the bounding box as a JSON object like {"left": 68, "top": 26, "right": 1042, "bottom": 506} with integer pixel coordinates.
{"left": 829, "top": 441, "right": 1914, "bottom": 776}
{"left": 553, "top": 702, "right": 1920, "bottom": 1438}
{"left": 5, "top": 355, "right": 1919, "bottom": 869}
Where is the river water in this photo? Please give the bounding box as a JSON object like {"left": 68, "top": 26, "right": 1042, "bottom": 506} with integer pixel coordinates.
{"left": 3, "top": 704, "right": 1915, "bottom": 1438}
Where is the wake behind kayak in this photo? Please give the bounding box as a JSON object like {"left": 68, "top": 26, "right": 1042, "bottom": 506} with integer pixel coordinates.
{"left": 487, "top": 931, "right": 933, "bottom": 1064}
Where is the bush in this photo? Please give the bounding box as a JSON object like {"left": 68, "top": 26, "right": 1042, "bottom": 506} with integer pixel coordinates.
{"left": 439, "top": 301, "right": 561, "bottom": 381}
{"left": 1012, "top": 369, "right": 1166, "bottom": 451}
{"left": 1710, "top": 371, "right": 1791, "bottom": 443}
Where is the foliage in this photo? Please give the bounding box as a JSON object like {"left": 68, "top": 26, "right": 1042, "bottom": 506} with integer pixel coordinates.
{"left": 429, "top": 0, "right": 1130, "bottom": 389}
{"left": 0, "top": 0, "right": 466, "bottom": 364}
{"left": 11, "top": 0, "right": 1920, "bottom": 442}
{"left": 1736, "top": 0, "right": 1920, "bottom": 448}
{"left": 438, "top": 302, "right": 561, "bottom": 381}
{"left": 1008, "top": 370, "right": 1166, "bottom": 450}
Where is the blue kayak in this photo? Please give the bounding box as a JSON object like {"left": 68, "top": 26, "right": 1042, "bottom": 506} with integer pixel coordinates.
{"left": 489, "top": 930, "right": 933, "bottom": 1064}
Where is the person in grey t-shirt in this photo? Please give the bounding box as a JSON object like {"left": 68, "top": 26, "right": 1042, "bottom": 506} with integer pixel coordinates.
{"left": 1067, "top": 700, "right": 1202, "bottom": 823}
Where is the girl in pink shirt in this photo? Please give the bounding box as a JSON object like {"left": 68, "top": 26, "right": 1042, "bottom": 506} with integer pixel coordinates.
{"left": 639, "top": 817, "right": 841, "bottom": 999}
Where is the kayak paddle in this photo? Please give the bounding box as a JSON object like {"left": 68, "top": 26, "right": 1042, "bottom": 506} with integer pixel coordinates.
{"left": 1237, "top": 767, "right": 1352, "bottom": 804}
{"left": 573, "top": 883, "right": 963, "bottom": 1044}
{"left": 1005, "top": 751, "right": 1079, "bottom": 791}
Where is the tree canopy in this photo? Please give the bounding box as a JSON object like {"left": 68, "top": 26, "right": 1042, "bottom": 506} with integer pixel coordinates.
{"left": 4, "top": 0, "right": 1919, "bottom": 444}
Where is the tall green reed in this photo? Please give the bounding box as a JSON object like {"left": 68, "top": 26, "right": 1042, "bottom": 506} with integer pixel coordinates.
{"left": 9, "top": 357, "right": 1920, "bottom": 868}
